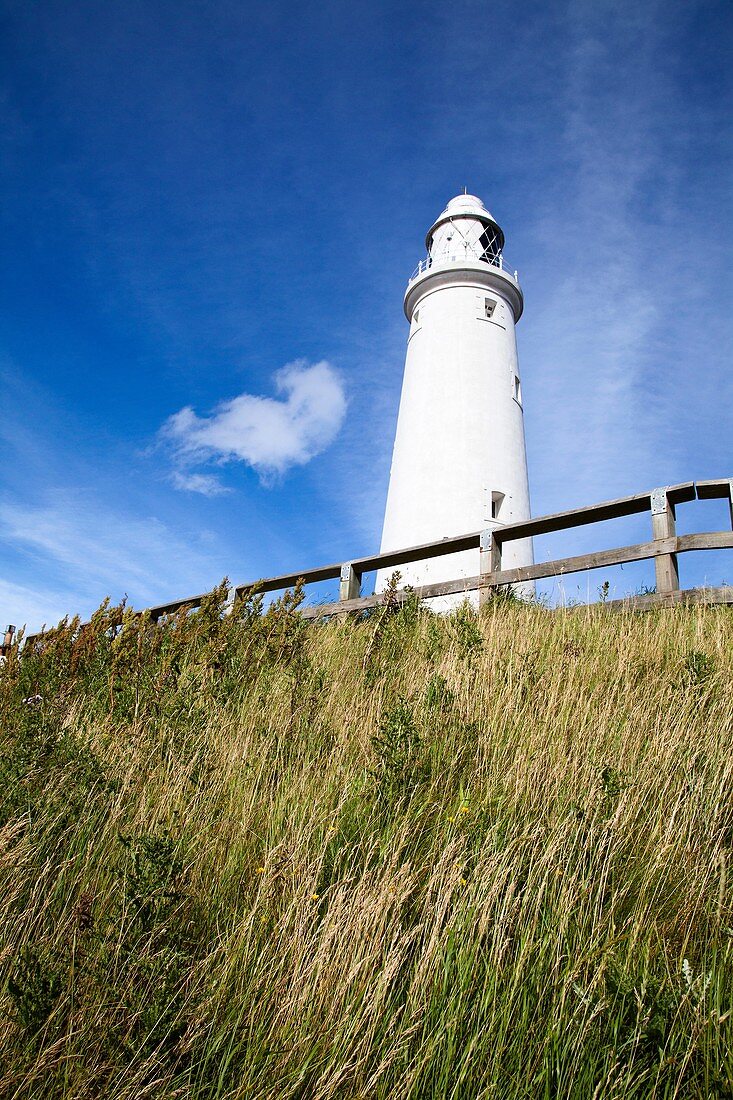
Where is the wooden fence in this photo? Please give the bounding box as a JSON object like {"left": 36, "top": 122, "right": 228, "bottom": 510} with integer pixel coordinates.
{"left": 7, "top": 476, "right": 732, "bottom": 652}
{"left": 144, "top": 476, "right": 733, "bottom": 622}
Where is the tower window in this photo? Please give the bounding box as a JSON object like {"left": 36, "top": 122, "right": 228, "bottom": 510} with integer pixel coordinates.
{"left": 514, "top": 377, "right": 522, "bottom": 404}
{"left": 491, "top": 492, "right": 505, "bottom": 520}
{"left": 484, "top": 298, "right": 496, "bottom": 319}
{"left": 413, "top": 310, "right": 419, "bottom": 325}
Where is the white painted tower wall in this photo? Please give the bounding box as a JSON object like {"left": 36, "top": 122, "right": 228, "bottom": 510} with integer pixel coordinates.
{"left": 378, "top": 194, "right": 533, "bottom": 605}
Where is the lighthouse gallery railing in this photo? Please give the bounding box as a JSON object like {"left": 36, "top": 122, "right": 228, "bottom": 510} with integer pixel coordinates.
{"left": 409, "top": 253, "right": 519, "bottom": 284}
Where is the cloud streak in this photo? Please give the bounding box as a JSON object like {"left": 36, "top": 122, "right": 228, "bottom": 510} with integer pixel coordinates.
{"left": 162, "top": 360, "right": 347, "bottom": 488}
{"left": 0, "top": 494, "right": 229, "bottom": 630}
{"left": 170, "top": 471, "right": 230, "bottom": 497}
{"left": 519, "top": 0, "right": 699, "bottom": 513}
{"left": 0, "top": 577, "right": 77, "bottom": 637}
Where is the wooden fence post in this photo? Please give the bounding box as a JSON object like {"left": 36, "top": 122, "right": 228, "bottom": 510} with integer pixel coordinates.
{"left": 1, "top": 625, "right": 15, "bottom": 660}
{"left": 339, "top": 563, "right": 361, "bottom": 602}
{"left": 651, "top": 488, "right": 679, "bottom": 595}
{"left": 479, "top": 529, "right": 502, "bottom": 607}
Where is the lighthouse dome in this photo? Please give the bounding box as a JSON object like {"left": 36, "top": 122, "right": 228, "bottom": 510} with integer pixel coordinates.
{"left": 441, "top": 193, "right": 494, "bottom": 219}
{"left": 426, "top": 191, "right": 506, "bottom": 260}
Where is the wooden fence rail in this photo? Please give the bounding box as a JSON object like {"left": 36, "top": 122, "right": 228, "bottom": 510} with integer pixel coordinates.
{"left": 11, "top": 477, "right": 733, "bottom": 648}
{"left": 146, "top": 476, "right": 733, "bottom": 621}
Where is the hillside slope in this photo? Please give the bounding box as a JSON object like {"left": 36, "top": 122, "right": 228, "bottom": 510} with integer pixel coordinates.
{"left": 1, "top": 589, "right": 731, "bottom": 1099}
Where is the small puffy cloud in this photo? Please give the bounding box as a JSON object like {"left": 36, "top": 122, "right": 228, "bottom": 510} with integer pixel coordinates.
{"left": 162, "top": 360, "right": 347, "bottom": 487}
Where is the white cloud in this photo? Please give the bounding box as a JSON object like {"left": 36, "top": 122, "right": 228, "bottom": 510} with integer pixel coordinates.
{"left": 0, "top": 578, "right": 76, "bottom": 637}
{"left": 162, "top": 359, "right": 347, "bottom": 486}
{"left": 0, "top": 495, "right": 230, "bottom": 631}
{"left": 171, "top": 470, "right": 229, "bottom": 496}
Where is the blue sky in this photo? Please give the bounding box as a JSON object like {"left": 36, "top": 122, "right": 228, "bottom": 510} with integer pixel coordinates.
{"left": 1, "top": 0, "right": 731, "bottom": 629}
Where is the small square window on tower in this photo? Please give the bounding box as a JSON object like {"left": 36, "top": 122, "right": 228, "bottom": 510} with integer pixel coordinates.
{"left": 413, "top": 309, "right": 420, "bottom": 325}
{"left": 484, "top": 298, "right": 496, "bottom": 319}
{"left": 514, "top": 376, "right": 522, "bottom": 404}
{"left": 491, "top": 491, "right": 505, "bottom": 520}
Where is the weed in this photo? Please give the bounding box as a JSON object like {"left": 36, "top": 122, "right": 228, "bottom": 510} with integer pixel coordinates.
{"left": 117, "top": 830, "right": 184, "bottom": 936}
{"left": 7, "top": 945, "right": 66, "bottom": 1036}
{"left": 0, "top": 590, "right": 731, "bottom": 1098}
{"left": 683, "top": 649, "right": 715, "bottom": 687}
{"left": 371, "top": 696, "right": 427, "bottom": 803}
{"left": 450, "top": 601, "right": 483, "bottom": 660}
{"left": 598, "top": 763, "right": 627, "bottom": 818}
{"left": 484, "top": 583, "right": 522, "bottom": 606}
{"left": 362, "top": 570, "right": 403, "bottom": 682}
{"left": 424, "top": 672, "right": 454, "bottom": 713}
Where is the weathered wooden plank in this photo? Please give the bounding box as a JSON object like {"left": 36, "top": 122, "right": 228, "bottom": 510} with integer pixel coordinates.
{"left": 695, "top": 478, "right": 733, "bottom": 500}
{"left": 231, "top": 535, "right": 481, "bottom": 598}
{"left": 301, "top": 531, "right": 733, "bottom": 620}
{"left": 235, "top": 565, "right": 340, "bottom": 597}
{"left": 482, "top": 538, "right": 675, "bottom": 586}
{"left": 494, "top": 481, "right": 696, "bottom": 543}
{"left": 662, "top": 481, "right": 699, "bottom": 505}
{"left": 480, "top": 532, "right": 731, "bottom": 585}
{"left": 676, "top": 531, "right": 733, "bottom": 552}
{"left": 303, "top": 578, "right": 733, "bottom": 621}
{"left": 302, "top": 573, "right": 487, "bottom": 619}
{"left": 352, "top": 533, "right": 481, "bottom": 573}
{"left": 148, "top": 594, "right": 209, "bottom": 620}
{"left": 302, "top": 593, "right": 385, "bottom": 619}
{"left": 301, "top": 540, "right": 668, "bottom": 618}
{"left": 695, "top": 478, "right": 733, "bottom": 529}
{"left": 599, "top": 586, "right": 733, "bottom": 611}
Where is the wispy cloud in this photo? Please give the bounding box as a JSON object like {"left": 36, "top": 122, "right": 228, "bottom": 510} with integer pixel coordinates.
{"left": 171, "top": 470, "right": 230, "bottom": 497}
{"left": 520, "top": 0, "right": 698, "bottom": 512}
{"left": 0, "top": 495, "right": 228, "bottom": 630}
{"left": 0, "top": 577, "right": 77, "bottom": 636}
{"left": 161, "top": 359, "right": 347, "bottom": 488}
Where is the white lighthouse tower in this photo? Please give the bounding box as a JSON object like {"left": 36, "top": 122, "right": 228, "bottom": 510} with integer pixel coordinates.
{"left": 378, "top": 192, "right": 533, "bottom": 604}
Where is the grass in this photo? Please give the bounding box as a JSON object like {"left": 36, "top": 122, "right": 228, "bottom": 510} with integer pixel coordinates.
{"left": 0, "top": 584, "right": 731, "bottom": 1099}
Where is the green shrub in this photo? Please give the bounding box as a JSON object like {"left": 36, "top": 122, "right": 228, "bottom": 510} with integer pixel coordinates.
{"left": 0, "top": 590, "right": 731, "bottom": 1098}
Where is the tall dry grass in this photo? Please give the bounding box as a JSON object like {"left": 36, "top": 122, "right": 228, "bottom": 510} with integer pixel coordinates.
{"left": 0, "top": 587, "right": 731, "bottom": 1098}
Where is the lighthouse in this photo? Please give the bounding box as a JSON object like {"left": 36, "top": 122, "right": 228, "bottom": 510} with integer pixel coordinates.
{"left": 377, "top": 192, "right": 533, "bottom": 605}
